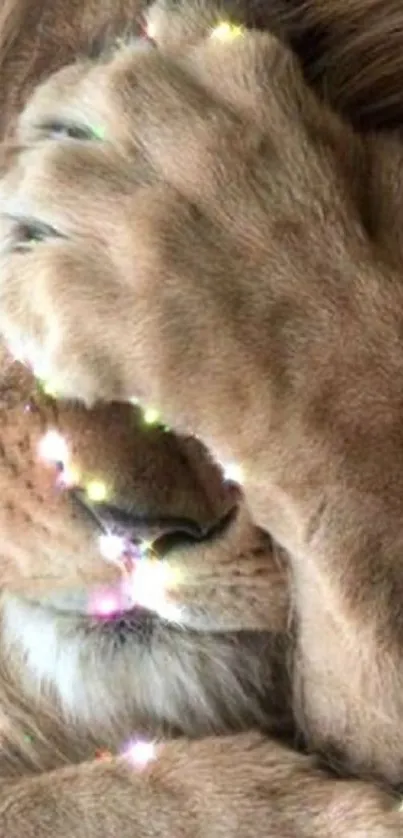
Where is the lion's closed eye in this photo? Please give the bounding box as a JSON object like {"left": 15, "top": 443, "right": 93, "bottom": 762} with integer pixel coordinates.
{"left": 38, "top": 121, "right": 104, "bottom": 142}
{"left": 5, "top": 217, "right": 62, "bottom": 253}
{"left": 41, "top": 122, "right": 98, "bottom": 141}
{"left": 18, "top": 119, "right": 105, "bottom": 147}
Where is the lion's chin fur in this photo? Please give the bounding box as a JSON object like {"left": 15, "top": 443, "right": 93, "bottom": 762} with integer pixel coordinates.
{"left": 0, "top": 591, "right": 289, "bottom": 775}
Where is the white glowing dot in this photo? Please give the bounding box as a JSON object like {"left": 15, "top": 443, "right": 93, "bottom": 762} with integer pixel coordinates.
{"left": 85, "top": 479, "right": 108, "bottom": 503}
{"left": 58, "top": 464, "right": 81, "bottom": 488}
{"left": 129, "top": 396, "right": 139, "bottom": 406}
{"left": 210, "top": 21, "right": 243, "bottom": 41}
{"left": 123, "top": 740, "right": 157, "bottom": 767}
{"left": 7, "top": 335, "right": 38, "bottom": 368}
{"left": 125, "top": 560, "right": 183, "bottom": 622}
{"left": 131, "top": 560, "right": 166, "bottom": 601}
{"left": 146, "top": 20, "right": 157, "bottom": 40}
{"left": 143, "top": 407, "right": 160, "bottom": 426}
{"left": 8, "top": 339, "right": 26, "bottom": 365}
{"left": 98, "top": 533, "right": 126, "bottom": 563}
{"left": 38, "top": 430, "right": 69, "bottom": 465}
{"left": 221, "top": 462, "right": 244, "bottom": 484}
{"left": 32, "top": 358, "right": 53, "bottom": 383}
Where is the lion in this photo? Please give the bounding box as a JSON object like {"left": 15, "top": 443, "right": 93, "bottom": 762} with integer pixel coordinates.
{"left": 0, "top": 0, "right": 402, "bottom": 835}
{"left": 0, "top": 0, "right": 292, "bottom": 793}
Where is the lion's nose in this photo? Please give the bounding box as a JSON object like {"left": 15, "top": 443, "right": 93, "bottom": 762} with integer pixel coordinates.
{"left": 72, "top": 488, "right": 237, "bottom": 556}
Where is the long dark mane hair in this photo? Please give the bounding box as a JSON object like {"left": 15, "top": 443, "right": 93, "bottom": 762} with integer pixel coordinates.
{"left": 246, "top": 0, "right": 403, "bottom": 130}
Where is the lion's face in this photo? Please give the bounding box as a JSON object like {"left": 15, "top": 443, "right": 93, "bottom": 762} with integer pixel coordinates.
{"left": 0, "top": 341, "right": 288, "bottom": 633}
{"left": 0, "top": 345, "right": 290, "bottom": 743}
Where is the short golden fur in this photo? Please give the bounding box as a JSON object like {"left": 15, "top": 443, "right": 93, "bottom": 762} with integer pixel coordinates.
{"left": 1, "top": 0, "right": 403, "bottom": 835}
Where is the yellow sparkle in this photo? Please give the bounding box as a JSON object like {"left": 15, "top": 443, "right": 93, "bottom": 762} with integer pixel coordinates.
{"left": 210, "top": 21, "right": 244, "bottom": 41}
{"left": 143, "top": 407, "right": 160, "bottom": 426}
{"left": 41, "top": 379, "right": 60, "bottom": 399}
{"left": 85, "top": 479, "right": 108, "bottom": 503}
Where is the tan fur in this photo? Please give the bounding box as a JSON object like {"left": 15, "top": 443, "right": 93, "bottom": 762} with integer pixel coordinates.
{"left": 0, "top": 245, "right": 292, "bottom": 762}
{"left": 1, "top": 0, "right": 403, "bottom": 835}
{"left": 145, "top": 0, "right": 403, "bottom": 129}
{"left": 0, "top": 0, "right": 293, "bottom": 817}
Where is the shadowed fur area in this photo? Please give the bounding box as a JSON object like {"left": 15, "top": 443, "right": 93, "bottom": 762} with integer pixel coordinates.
{"left": 1, "top": 0, "right": 403, "bottom": 836}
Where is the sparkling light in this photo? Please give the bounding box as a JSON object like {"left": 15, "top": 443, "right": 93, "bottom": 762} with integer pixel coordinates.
{"left": 98, "top": 533, "right": 126, "bottom": 563}
{"left": 8, "top": 339, "right": 26, "bottom": 365}
{"left": 41, "top": 379, "right": 60, "bottom": 399}
{"left": 132, "top": 399, "right": 171, "bottom": 432}
{"left": 85, "top": 479, "right": 108, "bottom": 503}
{"left": 210, "top": 21, "right": 244, "bottom": 41}
{"left": 38, "top": 430, "right": 69, "bottom": 466}
{"left": 91, "top": 124, "right": 105, "bottom": 140}
{"left": 221, "top": 462, "right": 244, "bottom": 484}
{"left": 146, "top": 20, "right": 157, "bottom": 40}
{"left": 122, "top": 739, "right": 157, "bottom": 767}
{"left": 125, "top": 559, "right": 183, "bottom": 622}
{"left": 57, "top": 464, "right": 81, "bottom": 488}
{"left": 143, "top": 407, "right": 160, "bottom": 426}
{"left": 6, "top": 333, "right": 61, "bottom": 395}
{"left": 8, "top": 335, "right": 37, "bottom": 367}
{"left": 87, "top": 585, "right": 128, "bottom": 618}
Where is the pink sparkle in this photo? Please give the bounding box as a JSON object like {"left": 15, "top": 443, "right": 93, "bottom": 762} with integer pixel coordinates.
{"left": 87, "top": 585, "right": 131, "bottom": 619}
